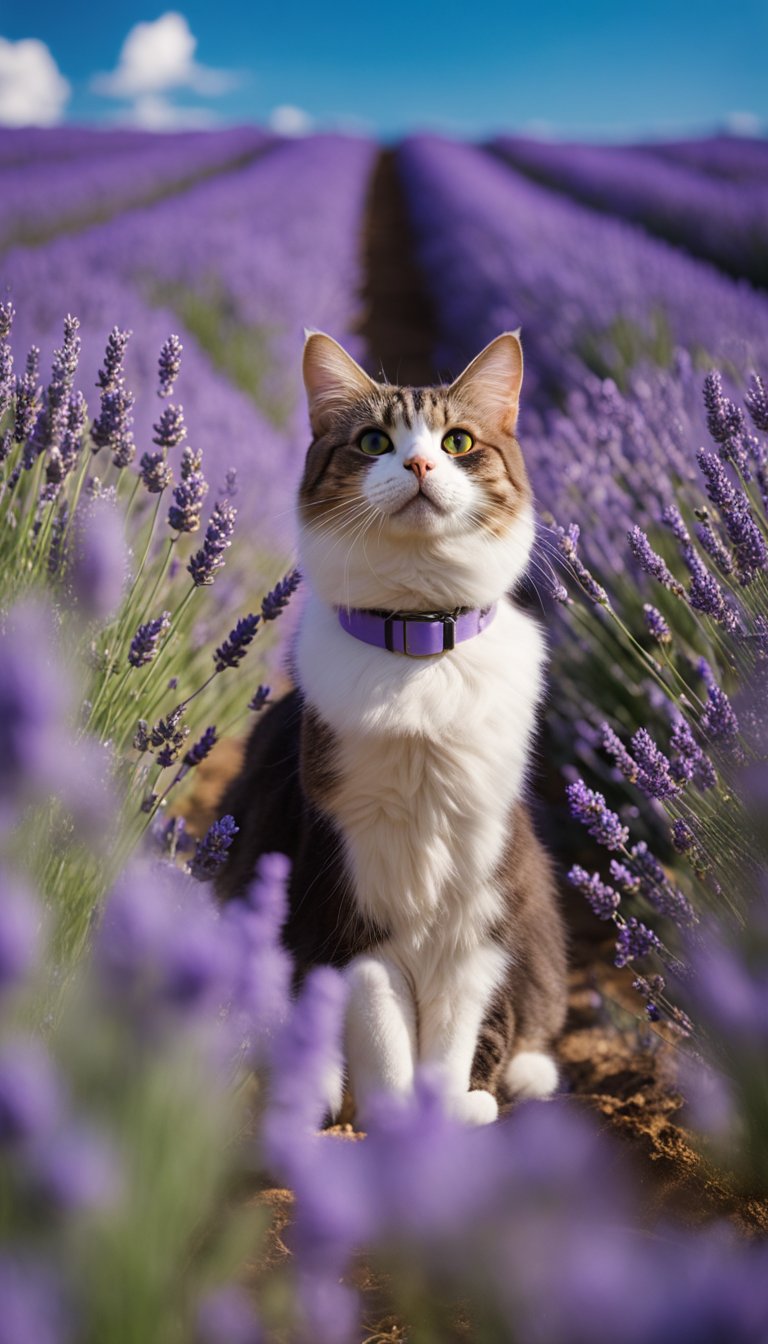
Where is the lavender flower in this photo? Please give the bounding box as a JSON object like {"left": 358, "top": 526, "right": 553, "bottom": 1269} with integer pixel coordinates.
{"left": 153, "top": 404, "right": 186, "bottom": 450}
{"left": 642, "top": 604, "right": 671, "bottom": 643}
{"left": 183, "top": 725, "right": 218, "bottom": 769}
{"left": 627, "top": 526, "right": 685, "bottom": 597}
{"left": 614, "top": 917, "right": 662, "bottom": 968}
{"left": 703, "top": 370, "right": 750, "bottom": 473}
{"left": 681, "top": 543, "right": 737, "bottom": 629}
{"left": 0, "top": 299, "right": 14, "bottom": 341}
{"left": 609, "top": 860, "right": 640, "bottom": 895}
{"left": 669, "top": 716, "right": 717, "bottom": 790}
{"left": 601, "top": 724, "right": 638, "bottom": 782}
{"left": 167, "top": 449, "right": 208, "bottom": 533}
{"left": 695, "top": 516, "right": 734, "bottom": 575}
{"left": 626, "top": 840, "right": 697, "bottom": 927}
{"left": 566, "top": 779, "right": 629, "bottom": 850}
{"left": 745, "top": 371, "right": 768, "bottom": 433}
{"left": 157, "top": 333, "right": 183, "bottom": 398}
{"left": 661, "top": 503, "right": 691, "bottom": 543}
{"left": 220, "top": 467, "right": 238, "bottom": 498}
{"left": 128, "top": 611, "right": 171, "bottom": 668}
{"left": 150, "top": 707, "right": 189, "bottom": 767}
{"left": 189, "top": 815, "right": 239, "bottom": 882}
{"left": 556, "top": 524, "right": 608, "bottom": 604}
{"left": 187, "top": 500, "right": 237, "bottom": 587}
{"left": 133, "top": 720, "right": 150, "bottom": 753}
{"left": 0, "top": 1039, "right": 61, "bottom": 1144}
{"left": 672, "top": 819, "right": 695, "bottom": 853}
{"left": 700, "top": 682, "right": 741, "bottom": 753}
{"left": 96, "top": 326, "right": 131, "bottom": 394}
{"left": 632, "top": 974, "right": 662, "bottom": 1022}
{"left": 26, "top": 317, "right": 80, "bottom": 467}
{"left": 567, "top": 865, "right": 620, "bottom": 919}
{"left": 261, "top": 567, "right": 301, "bottom": 621}
{"left": 248, "top": 685, "right": 271, "bottom": 712}
{"left": 697, "top": 450, "right": 767, "bottom": 583}
{"left": 139, "top": 451, "right": 173, "bottom": 494}
{"left": 90, "top": 386, "right": 135, "bottom": 468}
{"left": 214, "top": 614, "right": 261, "bottom": 672}
{"left": 630, "top": 728, "right": 680, "bottom": 800}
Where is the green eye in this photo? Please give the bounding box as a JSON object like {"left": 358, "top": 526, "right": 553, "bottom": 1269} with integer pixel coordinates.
{"left": 442, "top": 430, "right": 474, "bottom": 456}
{"left": 359, "top": 429, "right": 394, "bottom": 456}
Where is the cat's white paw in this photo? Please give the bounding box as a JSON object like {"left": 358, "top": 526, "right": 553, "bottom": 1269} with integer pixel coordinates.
{"left": 445, "top": 1089, "right": 499, "bottom": 1126}
{"left": 505, "top": 1050, "right": 559, "bottom": 1100}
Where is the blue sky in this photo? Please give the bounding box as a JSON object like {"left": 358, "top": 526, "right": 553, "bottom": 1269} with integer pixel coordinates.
{"left": 1, "top": 0, "right": 766, "bottom": 138}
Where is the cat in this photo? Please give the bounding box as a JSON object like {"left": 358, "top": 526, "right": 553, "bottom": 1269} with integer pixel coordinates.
{"left": 216, "top": 330, "right": 567, "bottom": 1126}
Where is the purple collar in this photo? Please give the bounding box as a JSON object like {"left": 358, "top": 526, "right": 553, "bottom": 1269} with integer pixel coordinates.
{"left": 337, "top": 604, "right": 497, "bottom": 657}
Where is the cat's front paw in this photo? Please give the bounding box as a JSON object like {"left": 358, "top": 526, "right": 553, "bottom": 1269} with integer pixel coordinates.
{"left": 445, "top": 1089, "right": 498, "bottom": 1126}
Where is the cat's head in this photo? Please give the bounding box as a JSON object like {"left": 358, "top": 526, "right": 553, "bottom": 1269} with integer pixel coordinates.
{"left": 298, "top": 332, "right": 535, "bottom": 611}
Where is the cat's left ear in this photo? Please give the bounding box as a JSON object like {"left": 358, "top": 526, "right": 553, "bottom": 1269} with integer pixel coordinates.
{"left": 302, "top": 330, "right": 377, "bottom": 436}
{"left": 449, "top": 331, "right": 523, "bottom": 433}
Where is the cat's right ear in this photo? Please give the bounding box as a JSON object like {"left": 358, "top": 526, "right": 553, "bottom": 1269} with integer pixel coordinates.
{"left": 302, "top": 332, "right": 376, "bottom": 436}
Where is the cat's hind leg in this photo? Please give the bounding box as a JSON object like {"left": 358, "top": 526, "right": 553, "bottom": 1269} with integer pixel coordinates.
{"left": 344, "top": 954, "right": 418, "bottom": 1126}
{"left": 504, "top": 1049, "right": 559, "bottom": 1100}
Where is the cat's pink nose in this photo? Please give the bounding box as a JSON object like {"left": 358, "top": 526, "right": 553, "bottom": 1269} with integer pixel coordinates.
{"left": 403, "top": 454, "right": 434, "bottom": 480}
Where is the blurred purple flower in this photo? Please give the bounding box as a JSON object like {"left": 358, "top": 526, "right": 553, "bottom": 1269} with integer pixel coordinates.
{"left": 68, "top": 498, "right": 127, "bottom": 621}
{"left": 96, "top": 860, "right": 233, "bottom": 1022}
{"left": 197, "top": 1286, "right": 263, "bottom": 1344}
{"left": 0, "top": 1038, "right": 62, "bottom": 1144}
{"left": 0, "top": 867, "right": 41, "bottom": 994}
{"left": 0, "top": 1256, "right": 69, "bottom": 1344}
{"left": 30, "top": 1123, "right": 122, "bottom": 1213}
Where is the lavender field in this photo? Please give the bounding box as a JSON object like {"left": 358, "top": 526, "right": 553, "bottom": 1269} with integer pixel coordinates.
{"left": 1, "top": 125, "right": 768, "bottom": 1343}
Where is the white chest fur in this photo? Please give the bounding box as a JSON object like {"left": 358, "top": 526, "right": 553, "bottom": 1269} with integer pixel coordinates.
{"left": 295, "top": 594, "right": 546, "bottom": 954}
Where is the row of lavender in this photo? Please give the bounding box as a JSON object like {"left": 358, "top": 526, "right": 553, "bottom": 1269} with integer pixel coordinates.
{"left": 492, "top": 136, "right": 768, "bottom": 286}
{"left": 3, "top": 134, "right": 376, "bottom": 535}
{"left": 398, "top": 136, "right": 768, "bottom": 406}
{"left": 0, "top": 127, "right": 271, "bottom": 250}
{"left": 1, "top": 314, "right": 767, "bottom": 1342}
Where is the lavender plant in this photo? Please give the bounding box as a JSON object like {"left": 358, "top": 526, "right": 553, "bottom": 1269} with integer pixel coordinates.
{"left": 0, "top": 307, "right": 299, "bottom": 960}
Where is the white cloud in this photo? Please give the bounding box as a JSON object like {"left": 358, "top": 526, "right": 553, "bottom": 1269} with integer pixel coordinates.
{"left": 724, "top": 110, "right": 763, "bottom": 138}
{"left": 269, "top": 104, "right": 313, "bottom": 136}
{"left": 92, "top": 12, "right": 237, "bottom": 100}
{"left": 0, "top": 36, "right": 70, "bottom": 126}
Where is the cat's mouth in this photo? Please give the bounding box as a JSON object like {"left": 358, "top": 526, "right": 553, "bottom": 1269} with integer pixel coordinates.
{"left": 389, "top": 488, "right": 445, "bottom": 519}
